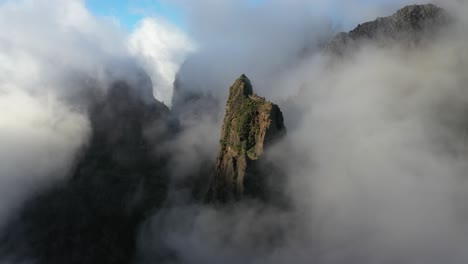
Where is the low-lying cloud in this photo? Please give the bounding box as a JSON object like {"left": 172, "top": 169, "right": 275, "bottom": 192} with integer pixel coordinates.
{"left": 138, "top": 1, "right": 468, "bottom": 264}
{"left": 3, "top": 0, "right": 468, "bottom": 263}
{"left": 0, "top": 0, "right": 192, "bottom": 228}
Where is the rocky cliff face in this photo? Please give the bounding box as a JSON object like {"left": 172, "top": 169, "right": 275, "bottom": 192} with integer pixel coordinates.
{"left": 326, "top": 4, "right": 451, "bottom": 55}
{"left": 72, "top": 81, "right": 170, "bottom": 217}
{"left": 207, "top": 75, "right": 286, "bottom": 203}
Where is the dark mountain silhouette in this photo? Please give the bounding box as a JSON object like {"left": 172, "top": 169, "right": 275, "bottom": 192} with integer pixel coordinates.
{"left": 326, "top": 4, "right": 451, "bottom": 55}
{"left": 1, "top": 79, "right": 173, "bottom": 264}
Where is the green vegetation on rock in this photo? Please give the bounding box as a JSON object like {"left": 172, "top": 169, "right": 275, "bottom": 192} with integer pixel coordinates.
{"left": 207, "top": 74, "right": 286, "bottom": 203}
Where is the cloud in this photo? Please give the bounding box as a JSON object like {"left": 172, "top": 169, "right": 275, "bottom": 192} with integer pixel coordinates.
{"left": 138, "top": 1, "right": 468, "bottom": 263}
{"left": 170, "top": 0, "right": 336, "bottom": 102}
{"left": 0, "top": 0, "right": 118, "bottom": 227}
{"left": 0, "top": 0, "right": 192, "bottom": 228}
{"left": 170, "top": 0, "right": 452, "bottom": 102}
{"left": 283, "top": 37, "right": 468, "bottom": 262}
{"left": 129, "top": 17, "right": 195, "bottom": 106}
{"left": 0, "top": 90, "right": 89, "bottom": 228}
{"left": 3, "top": 0, "right": 468, "bottom": 263}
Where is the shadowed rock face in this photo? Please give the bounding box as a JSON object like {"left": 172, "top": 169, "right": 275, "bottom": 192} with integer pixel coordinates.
{"left": 0, "top": 81, "right": 172, "bottom": 264}
{"left": 207, "top": 75, "right": 286, "bottom": 203}
{"left": 72, "top": 81, "right": 170, "bottom": 216}
{"left": 327, "top": 4, "right": 451, "bottom": 55}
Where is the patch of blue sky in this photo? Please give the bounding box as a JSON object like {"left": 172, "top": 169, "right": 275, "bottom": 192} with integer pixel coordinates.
{"left": 247, "top": 0, "right": 266, "bottom": 8}
{"left": 86, "top": 0, "right": 185, "bottom": 31}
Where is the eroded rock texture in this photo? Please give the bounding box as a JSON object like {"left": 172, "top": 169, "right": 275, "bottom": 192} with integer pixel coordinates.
{"left": 326, "top": 4, "right": 451, "bottom": 55}
{"left": 207, "top": 75, "right": 286, "bottom": 203}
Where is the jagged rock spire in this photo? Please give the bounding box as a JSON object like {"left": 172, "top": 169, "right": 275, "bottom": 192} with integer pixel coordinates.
{"left": 207, "top": 75, "right": 286, "bottom": 202}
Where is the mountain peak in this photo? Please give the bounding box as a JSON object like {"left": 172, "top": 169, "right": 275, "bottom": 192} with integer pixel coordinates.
{"left": 229, "top": 74, "right": 254, "bottom": 99}
{"left": 394, "top": 3, "right": 443, "bottom": 20}
{"left": 326, "top": 4, "right": 451, "bottom": 55}
{"left": 207, "top": 76, "right": 286, "bottom": 202}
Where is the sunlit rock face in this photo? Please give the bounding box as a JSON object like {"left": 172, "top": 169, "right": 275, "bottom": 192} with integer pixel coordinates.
{"left": 207, "top": 75, "right": 286, "bottom": 203}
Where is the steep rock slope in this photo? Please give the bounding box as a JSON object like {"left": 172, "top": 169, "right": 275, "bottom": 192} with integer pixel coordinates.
{"left": 326, "top": 4, "right": 451, "bottom": 55}
{"left": 207, "top": 75, "right": 286, "bottom": 202}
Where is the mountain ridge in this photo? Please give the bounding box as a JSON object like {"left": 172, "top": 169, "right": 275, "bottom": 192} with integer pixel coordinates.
{"left": 326, "top": 3, "right": 451, "bottom": 55}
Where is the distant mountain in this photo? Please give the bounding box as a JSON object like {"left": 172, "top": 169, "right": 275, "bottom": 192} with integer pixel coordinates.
{"left": 326, "top": 4, "right": 451, "bottom": 55}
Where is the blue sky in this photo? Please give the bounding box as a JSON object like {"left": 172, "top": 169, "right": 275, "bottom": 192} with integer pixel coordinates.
{"left": 85, "top": 0, "right": 184, "bottom": 30}
{"left": 86, "top": 0, "right": 271, "bottom": 31}
{"left": 85, "top": 0, "right": 408, "bottom": 32}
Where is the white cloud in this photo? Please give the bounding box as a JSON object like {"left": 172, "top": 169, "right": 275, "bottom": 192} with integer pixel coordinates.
{"left": 129, "top": 17, "right": 195, "bottom": 106}
{"left": 0, "top": 90, "right": 89, "bottom": 227}
{"left": 0, "top": 0, "right": 193, "bottom": 226}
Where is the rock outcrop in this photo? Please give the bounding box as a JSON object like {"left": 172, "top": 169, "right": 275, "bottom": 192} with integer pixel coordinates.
{"left": 207, "top": 75, "right": 286, "bottom": 202}
{"left": 326, "top": 4, "right": 451, "bottom": 55}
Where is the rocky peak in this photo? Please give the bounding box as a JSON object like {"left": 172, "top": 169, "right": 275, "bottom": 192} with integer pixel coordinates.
{"left": 207, "top": 75, "right": 286, "bottom": 203}
{"left": 394, "top": 4, "right": 445, "bottom": 23}
{"left": 326, "top": 4, "right": 451, "bottom": 55}
{"left": 230, "top": 74, "right": 253, "bottom": 97}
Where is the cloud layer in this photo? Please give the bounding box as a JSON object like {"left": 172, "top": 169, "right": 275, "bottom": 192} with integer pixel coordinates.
{"left": 138, "top": 1, "right": 468, "bottom": 263}
{"left": 0, "top": 0, "right": 192, "bottom": 228}
{"left": 130, "top": 17, "right": 194, "bottom": 106}
{"left": 3, "top": 0, "right": 468, "bottom": 263}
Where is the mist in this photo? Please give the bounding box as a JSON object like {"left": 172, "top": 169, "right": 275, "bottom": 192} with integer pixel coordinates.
{"left": 0, "top": 0, "right": 191, "bottom": 229}
{"left": 2, "top": 0, "right": 468, "bottom": 263}
{"left": 139, "top": 1, "right": 468, "bottom": 264}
